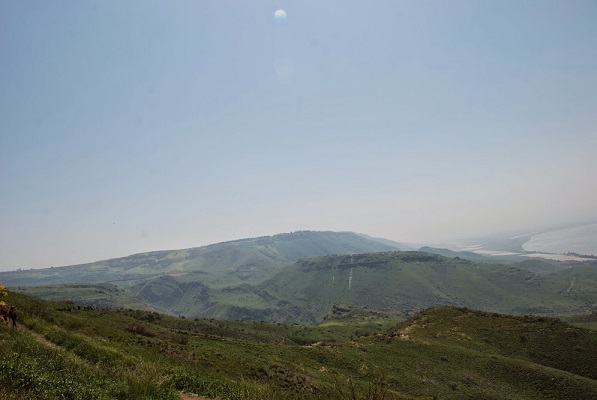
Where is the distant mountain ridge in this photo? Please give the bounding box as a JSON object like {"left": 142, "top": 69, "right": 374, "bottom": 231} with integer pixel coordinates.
{"left": 0, "top": 230, "right": 403, "bottom": 287}
{"left": 5, "top": 230, "right": 597, "bottom": 323}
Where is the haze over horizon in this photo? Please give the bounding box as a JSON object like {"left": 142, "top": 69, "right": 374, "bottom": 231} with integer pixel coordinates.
{"left": 2, "top": 1, "right": 596, "bottom": 271}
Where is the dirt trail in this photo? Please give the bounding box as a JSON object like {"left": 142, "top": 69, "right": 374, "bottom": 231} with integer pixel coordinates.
{"left": 17, "top": 324, "right": 60, "bottom": 350}
{"left": 565, "top": 278, "right": 576, "bottom": 294}
{"left": 20, "top": 324, "right": 213, "bottom": 400}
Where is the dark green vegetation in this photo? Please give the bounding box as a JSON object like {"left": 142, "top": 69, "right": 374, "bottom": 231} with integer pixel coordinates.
{"left": 3, "top": 292, "right": 597, "bottom": 399}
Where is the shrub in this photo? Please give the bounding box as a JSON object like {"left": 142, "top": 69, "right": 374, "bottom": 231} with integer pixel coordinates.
{"left": 125, "top": 322, "right": 155, "bottom": 337}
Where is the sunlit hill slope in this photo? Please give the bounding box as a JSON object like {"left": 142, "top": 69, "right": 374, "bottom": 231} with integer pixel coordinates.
{"left": 3, "top": 292, "right": 597, "bottom": 399}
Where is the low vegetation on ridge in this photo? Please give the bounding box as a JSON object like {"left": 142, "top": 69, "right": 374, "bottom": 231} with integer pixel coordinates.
{"left": 2, "top": 292, "right": 597, "bottom": 399}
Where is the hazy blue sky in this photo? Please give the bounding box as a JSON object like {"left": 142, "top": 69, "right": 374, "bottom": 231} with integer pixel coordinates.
{"left": 1, "top": 1, "right": 596, "bottom": 270}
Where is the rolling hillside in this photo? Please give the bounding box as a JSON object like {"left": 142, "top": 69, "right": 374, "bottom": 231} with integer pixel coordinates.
{"left": 5, "top": 233, "right": 597, "bottom": 323}
{"left": 0, "top": 231, "right": 402, "bottom": 288}
{"left": 4, "top": 292, "right": 597, "bottom": 399}
{"left": 3, "top": 231, "right": 406, "bottom": 318}
{"left": 9, "top": 250, "right": 597, "bottom": 323}
{"left": 97, "top": 250, "right": 597, "bottom": 323}
{"left": 260, "top": 251, "right": 597, "bottom": 323}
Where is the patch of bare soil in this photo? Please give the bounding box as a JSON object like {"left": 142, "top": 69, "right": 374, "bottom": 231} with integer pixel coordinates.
{"left": 19, "top": 325, "right": 60, "bottom": 350}
{"left": 18, "top": 326, "right": 214, "bottom": 400}
{"left": 180, "top": 393, "right": 212, "bottom": 400}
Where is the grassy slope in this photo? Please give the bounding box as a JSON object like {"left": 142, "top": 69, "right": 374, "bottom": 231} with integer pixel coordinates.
{"left": 12, "top": 250, "right": 597, "bottom": 323}
{"left": 11, "top": 283, "right": 153, "bottom": 310}
{"left": 5, "top": 232, "right": 402, "bottom": 319}
{"left": 263, "top": 252, "right": 597, "bottom": 322}
{"left": 0, "top": 231, "right": 401, "bottom": 288}
{"left": 3, "top": 292, "right": 597, "bottom": 399}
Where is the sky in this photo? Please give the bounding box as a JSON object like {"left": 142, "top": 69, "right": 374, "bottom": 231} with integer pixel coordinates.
{"left": 1, "top": 0, "right": 597, "bottom": 271}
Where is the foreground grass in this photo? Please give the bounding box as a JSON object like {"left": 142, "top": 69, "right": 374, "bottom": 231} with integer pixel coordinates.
{"left": 3, "top": 292, "right": 597, "bottom": 399}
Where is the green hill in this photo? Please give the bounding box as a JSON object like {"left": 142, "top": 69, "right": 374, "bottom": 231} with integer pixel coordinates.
{"left": 119, "top": 250, "right": 597, "bottom": 323}
{"left": 2, "top": 231, "right": 403, "bottom": 316}
{"left": 0, "top": 231, "right": 402, "bottom": 288}
{"left": 3, "top": 292, "right": 597, "bottom": 399}
{"left": 12, "top": 282, "right": 153, "bottom": 310}
{"left": 419, "top": 246, "right": 504, "bottom": 263}
{"left": 9, "top": 248, "right": 597, "bottom": 323}
{"left": 259, "top": 251, "right": 597, "bottom": 323}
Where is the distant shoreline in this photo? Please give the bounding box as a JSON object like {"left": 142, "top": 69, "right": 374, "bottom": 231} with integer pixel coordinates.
{"left": 522, "top": 223, "right": 597, "bottom": 257}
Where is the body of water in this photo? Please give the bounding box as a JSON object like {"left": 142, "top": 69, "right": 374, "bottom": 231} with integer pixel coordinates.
{"left": 523, "top": 223, "right": 597, "bottom": 256}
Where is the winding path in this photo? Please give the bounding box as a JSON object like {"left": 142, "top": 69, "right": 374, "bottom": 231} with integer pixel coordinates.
{"left": 565, "top": 278, "right": 576, "bottom": 294}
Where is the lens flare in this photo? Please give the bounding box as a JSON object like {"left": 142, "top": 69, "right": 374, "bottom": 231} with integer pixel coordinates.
{"left": 274, "top": 9, "right": 287, "bottom": 20}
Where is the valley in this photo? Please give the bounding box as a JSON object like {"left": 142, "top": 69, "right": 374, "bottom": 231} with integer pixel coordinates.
{"left": 3, "top": 231, "right": 597, "bottom": 323}
{"left": 2, "top": 230, "right": 597, "bottom": 398}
